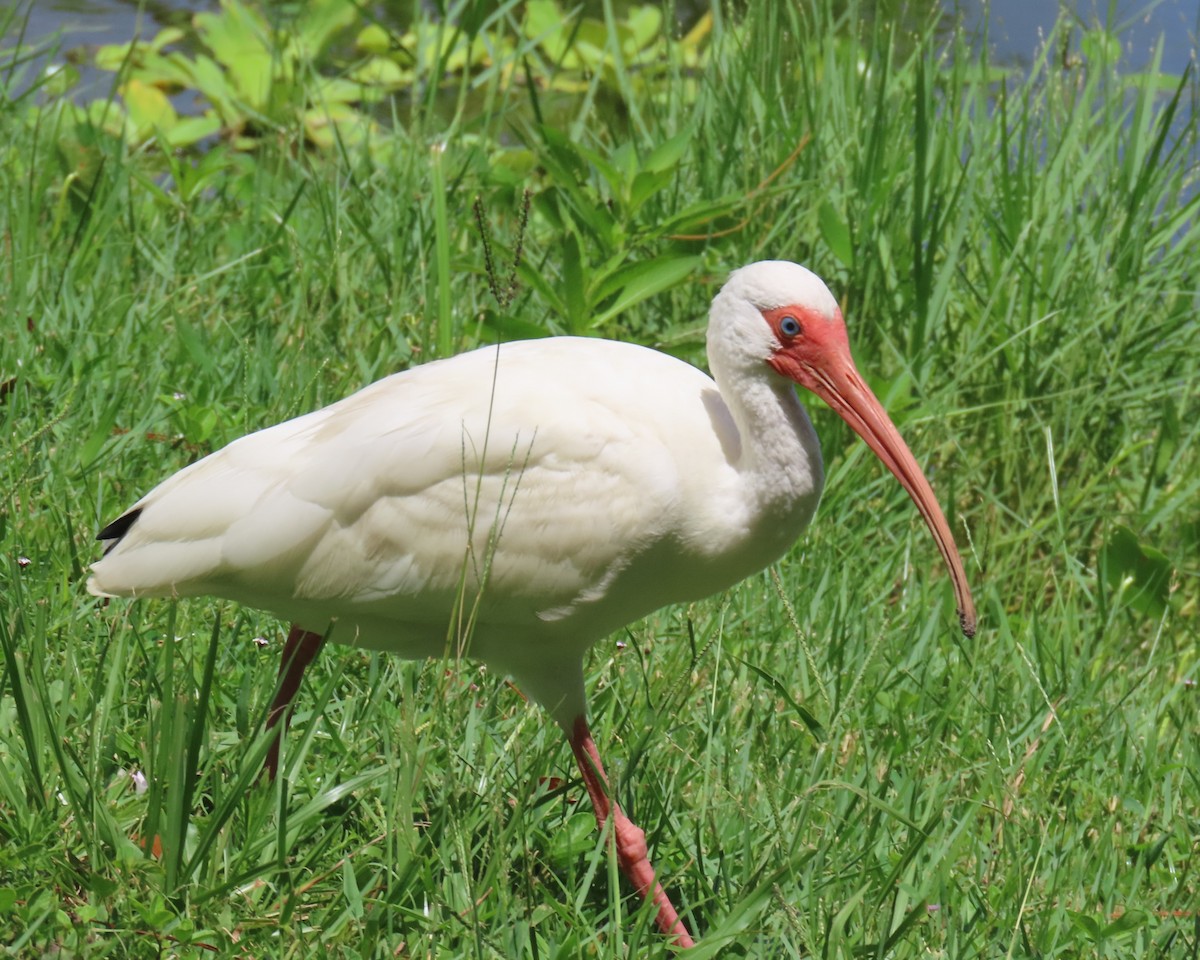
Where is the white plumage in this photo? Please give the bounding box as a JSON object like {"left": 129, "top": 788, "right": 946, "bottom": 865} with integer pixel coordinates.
{"left": 89, "top": 261, "right": 974, "bottom": 947}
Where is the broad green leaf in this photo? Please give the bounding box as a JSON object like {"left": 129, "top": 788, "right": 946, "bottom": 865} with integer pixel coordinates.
{"left": 304, "top": 102, "right": 373, "bottom": 149}
{"left": 525, "top": 0, "right": 569, "bottom": 61}
{"left": 83, "top": 98, "right": 129, "bottom": 139}
{"left": 524, "top": 0, "right": 563, "bottom": 39}
{"left": 88, "top": 873, "right": 119, "bottom": 897}
{"left": 186, "top": 405, "right": 219, "bottom": 444}
{"left": 654, "top": 194, "right": 744, "bottom": 238}
{"left": 175, "top": 318, "right": 215, "bottom": 374}
{"left": 356, "top": 24, "right": 391, "bottom": 55}
{"left": 122, "top": 79, "right": 178, "bottom": 142}
{"left": 1068, "top": 910, "right": 1104, "bottom": 940}
{"left": 515, "top": 258, "right": 567, "bottom": 320}
{"left": 94, "top": 40, "right": 140, "bottom": 72}
{"left": 144, "top": 52, "right": 197, "bottom": 89}
{"left": 163, "top": 113, "right": 222, "bottom": 148}
{"left": 293, "top": 0, "right": 357, "bottom": 59}
{"left": 574, "top": 141, "right": 624, "bottom": 202}
{"left": 957, "top": 62, "right": 1014, "bottom": 84}
{"left": 1154, "top": 395, "right": 1180, "bottom": 477}
{"left": 188, "top": 53, "right": 240, "bottom": 122}
{"left": 342, "top": 860, "right": 364, "bottom": 919}
{"left": 1125, "top": 70, "right": 1185, "bottom": 93}
{"left": 1102, "top": 908, "right": 1150, "bottom": 938}
{"left": 547, "top": 809, "right": 596, "bottom": 864}
{"left": 622, "top": 6, "right": 662, "bottom": 57}
{"left": 628, "top": 167, "right": 673, "bottom": 215}
{"left": 737, "top": 657, "right": 825, "bottom": 740}
{"left": 610, "top": 141, "right": 638, "bottom": 186}
{"left": 561, "top": 231, "right": 587, "bottom": 331}
{"left": 79, "top": 393, "right": 124, "bottom": 467}
{"left": 539, "top": 126, "right": 591, "bottom": 182}
{"left": 683, "top": 878, "right": 777, "bottom": 960}
{"left": 1100, "top": 525, "right": 1173, "bottom": 620}
{"left": 480, "top": 312, "right": 554, "bottom": 342}
{"left": 195, "top": 1, "right": 275, "bottom": 107}
{"left": 643, "top": 126, "right": 692, "bottom": 174}
{"left": 485, "top": 148, "right": 537, "bottom": 187}
{"left": 349, "top": 56, "right": 406, "bottom": 88}
{"left": 150, "top": 27, "right": 186, "bottom": 51}
{"left": 819, "top": 199, "right": 854, "bottom": 268}
{"left": 99, "top": 46, "right": 194, "bottom": 88}
{"left": 590, "top": 254, "right": 700, "bottom": 329}
{"left": 316, "top": 76, "right": 371, "bottom": 105}
{"left": 422, "top": 28, "right": 493, "bottom": 74}
{"left": 570, "top": 19, "right": 610, "bottom": 70}
{"left": 532, "top": 189, "right": 565, "bottom": 232}
{"left": 231, "top": 51, "right": 276, "bottom": 109}
{"left": 542, "top": 161, "right": 617, "bottom": 248}
{"left": 541, "top": 73, "right": 590, "bottom": 94}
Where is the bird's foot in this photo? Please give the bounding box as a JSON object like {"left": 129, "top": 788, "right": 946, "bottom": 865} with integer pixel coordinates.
{"left": 568, "top": 715, "right": 695, "bottom": 948}
{"left": 610, "top": 808, "right": 694, "bottom": 948}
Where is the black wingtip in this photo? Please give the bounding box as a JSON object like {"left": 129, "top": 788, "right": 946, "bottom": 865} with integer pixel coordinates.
{"left": 97, "top": 508, "right": 142, "bottom": 554}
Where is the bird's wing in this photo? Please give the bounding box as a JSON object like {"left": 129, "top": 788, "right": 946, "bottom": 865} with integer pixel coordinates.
{"left": 88, "top": 339, "right": 728, "bottom": 627}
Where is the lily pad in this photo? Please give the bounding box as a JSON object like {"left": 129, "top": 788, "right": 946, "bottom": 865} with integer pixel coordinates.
{"left": 122, "top": 79, "right": 178, "bottom": 142}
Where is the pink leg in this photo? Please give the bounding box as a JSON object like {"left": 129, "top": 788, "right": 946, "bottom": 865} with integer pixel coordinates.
{"left": 263, "top": 625, "right": 326, "bottom": 780}
{"left": 568, "top": 715, "right": 695, "bottom": 948}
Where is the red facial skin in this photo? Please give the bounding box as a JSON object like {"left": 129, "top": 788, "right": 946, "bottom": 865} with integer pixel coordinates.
{"left": 763, "top": 304, "right": 977, "bottom": 638}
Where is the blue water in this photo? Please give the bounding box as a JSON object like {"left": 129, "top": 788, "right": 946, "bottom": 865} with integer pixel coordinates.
{"left": 7, "top": 0, "right": 201, "bottom": 62}
{"left": 4, "top": 1, "right": 1197, "bottom": 109}
{"left": 8, "top": 1, "right": 1199, "bottom": 77}
{"left": 955, "top": 0, "right": 1198, "bottom": 74}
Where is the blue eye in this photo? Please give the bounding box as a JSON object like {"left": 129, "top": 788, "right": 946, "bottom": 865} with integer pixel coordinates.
{"left": 780, "top": 315, "right": 802, "bottom": 337}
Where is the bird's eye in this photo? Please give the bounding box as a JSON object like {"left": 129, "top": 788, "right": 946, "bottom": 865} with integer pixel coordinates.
{"left": 779, "top": 315, "right": 802, "bottom": 338}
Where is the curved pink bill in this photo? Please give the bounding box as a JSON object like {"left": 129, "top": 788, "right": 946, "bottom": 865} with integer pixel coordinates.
{"left": 770, "top": 315, "right": 977, "bottom": 638}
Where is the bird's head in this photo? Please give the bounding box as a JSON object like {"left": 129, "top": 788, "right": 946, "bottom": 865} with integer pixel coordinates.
{"left": 711, "top": 260, "right": 977, "bottom": 639}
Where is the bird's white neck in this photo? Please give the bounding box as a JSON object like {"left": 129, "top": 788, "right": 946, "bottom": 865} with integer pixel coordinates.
{"left": 716, "top": 364, "right": 824, "bottom": 513}
{"left": 704, "top": 283, "right": 824, "bottom": 515}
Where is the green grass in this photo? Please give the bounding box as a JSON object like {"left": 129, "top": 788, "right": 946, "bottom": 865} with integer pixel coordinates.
{"left": 2, "top": 1, "right": 1198, "bottom": 956}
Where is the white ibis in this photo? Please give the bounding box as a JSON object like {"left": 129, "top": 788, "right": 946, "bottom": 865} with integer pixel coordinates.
{"left": 89, "top": 261, "right": 975, "bottom": 948}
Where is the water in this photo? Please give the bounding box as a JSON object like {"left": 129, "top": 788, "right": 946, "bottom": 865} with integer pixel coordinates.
{"left": 8, "top": 0, "right": 1199, "bottom": 77}
{"left": 4, "top": 1, "right": 1197, "bottom": 113}
{"left": 954, "top": 0, "right": 1198, "bottom": 74}
{"left": 8, "top": 0, "right": 198, "bottom": 64}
